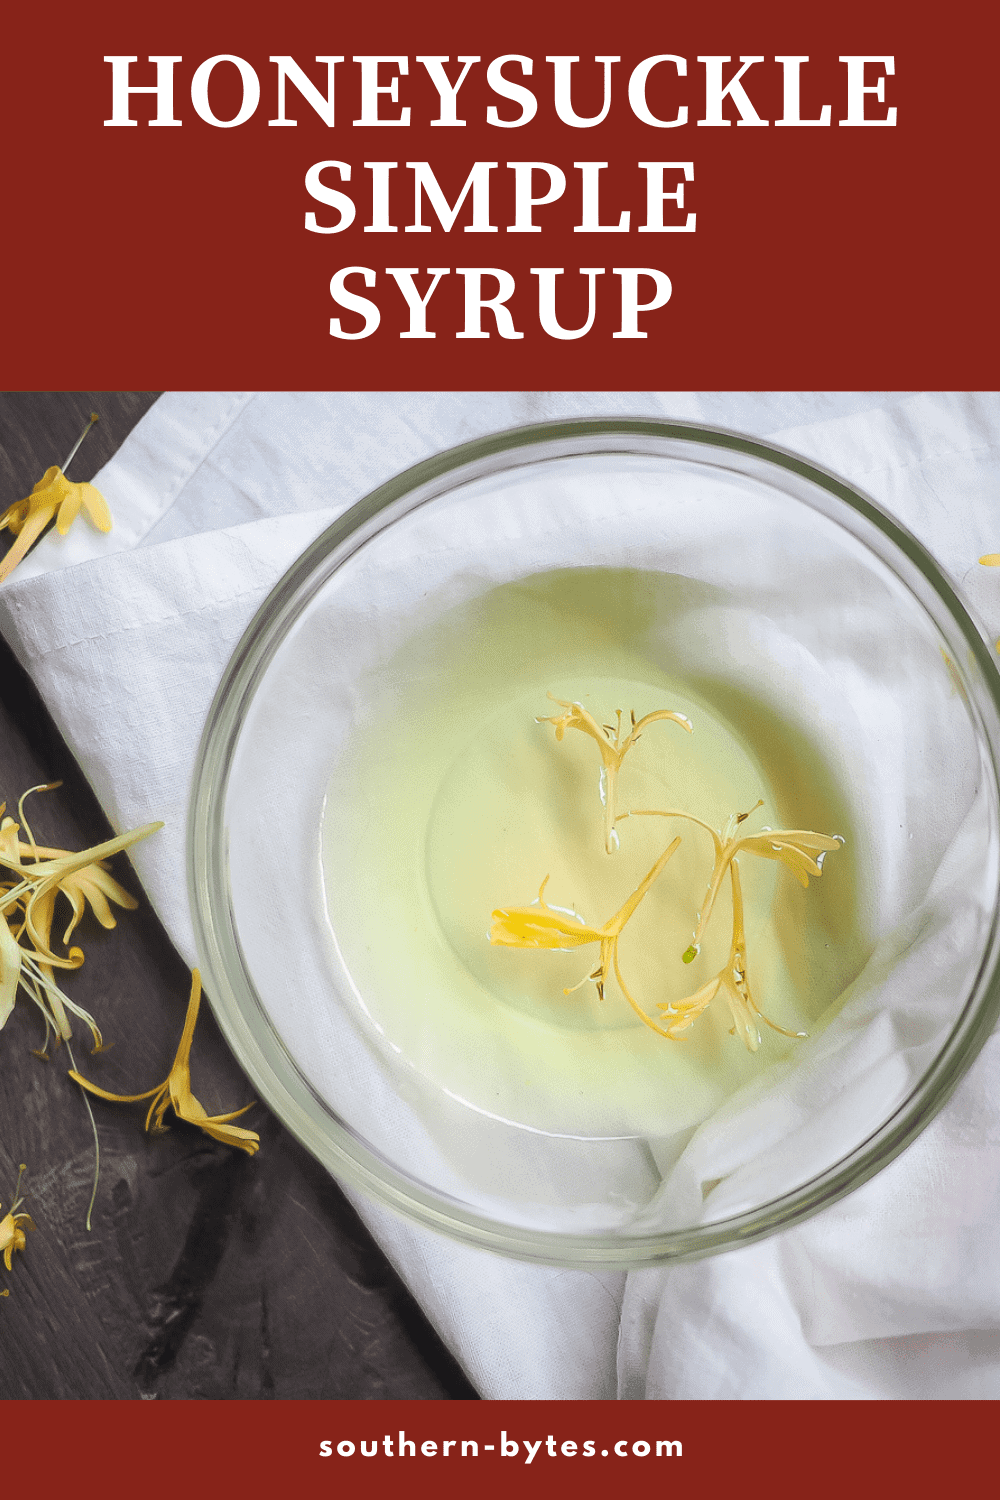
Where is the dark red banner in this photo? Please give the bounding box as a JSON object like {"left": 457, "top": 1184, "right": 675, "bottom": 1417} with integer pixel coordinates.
{"left": 4, "top": 0, "right": 992, "bottom": 389}
{"left": 5, "top": 1396, "right": 992, "bottom": 1494}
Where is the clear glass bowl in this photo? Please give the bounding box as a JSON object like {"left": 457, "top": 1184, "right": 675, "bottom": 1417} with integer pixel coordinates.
{"left": 188, "top": 418, "right": 1000, "bottom": 1267}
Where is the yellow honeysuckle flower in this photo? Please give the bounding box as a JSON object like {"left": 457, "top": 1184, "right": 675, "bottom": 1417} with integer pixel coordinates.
{"left": 659, "top": 860, "right": 806, "bottom": 1051}
{"left": 491, "top": 836, "right": 682, "bottom": 1037}
{"left": 538, "top": 694, "right": 692, "bottom": 853}
{"left": 688, "top": 810, "right": 842, "bottom": 957}
{"left": 0, "top": 468, "right": 111, "bottom": 585}
{"left": 0, "top": 412, "right": 110, "bottom": 585}
{"left": 11, "top": 824, "right": 158, "bottom": 962}
{"left": 0, "top": 1209, "right": 33, "bottom": 1270}
{"left": 2, "top": 774, "right": 166, "bottom": 1234}
{"left": 626, "top": 802, "right": 840, "bottom": 959}
{"left": 618, "top": 801, "right": 841, "bottom": 1049}
{"left": 495, "top": 690, "right": 842, "bottom": 1054}
{"left": 69, "top": 970, "right": 261, "bottom": 1156}
{"left": 489, "top": 880, "right": 606, "bottom": 951}
{"left": 0, "top": 1166, "right": 35, "bottom": 1289}
{"left": 0, "top": 785, "right": 161, "bottom": 1053}
{"left": 5, "top": 830, "right": 138, "bottom": 947}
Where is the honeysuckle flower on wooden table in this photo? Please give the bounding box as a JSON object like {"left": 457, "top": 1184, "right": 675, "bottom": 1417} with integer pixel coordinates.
{"left": 69, "top": 970, "right": 261, "bottom": 1156}
{"left": 0, "top": 1165, "right": 35, "bottom": 1293}
{"left": 0, "top": 412, "right": 110, "bottom": 585}
{"left": 0, "top": 785, "right": 162, "bottom": 1055}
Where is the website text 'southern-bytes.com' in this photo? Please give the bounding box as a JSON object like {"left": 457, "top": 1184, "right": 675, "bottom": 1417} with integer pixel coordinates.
{"left": 319, "top": 1431, "right": 682, "bottom": 1464}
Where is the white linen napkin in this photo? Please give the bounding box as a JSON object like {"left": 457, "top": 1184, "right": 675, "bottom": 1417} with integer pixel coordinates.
{"left": 2, "top": 390, "right": 999, "bottom": 1400}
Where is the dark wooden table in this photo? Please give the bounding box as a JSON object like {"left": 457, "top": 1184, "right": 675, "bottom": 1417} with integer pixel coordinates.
{"left": 0, "top": 392, "right": 478, "bottom": 1400}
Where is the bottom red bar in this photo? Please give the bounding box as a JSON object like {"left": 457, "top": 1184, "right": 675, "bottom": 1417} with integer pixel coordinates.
{"left": 6, "top": 1398, "right": 990, "bottom": 1495}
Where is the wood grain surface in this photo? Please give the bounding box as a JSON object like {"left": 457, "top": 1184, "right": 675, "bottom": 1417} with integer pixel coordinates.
{"left": 0, "top": 392, "right": 478, "bottom": 1400}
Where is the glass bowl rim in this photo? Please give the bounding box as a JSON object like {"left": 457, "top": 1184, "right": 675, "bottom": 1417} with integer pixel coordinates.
{"left": 187, "top": 414, "right": 1000, "bottom": 1269}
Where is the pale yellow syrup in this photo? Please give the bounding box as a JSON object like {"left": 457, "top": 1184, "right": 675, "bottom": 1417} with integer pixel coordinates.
{"left": 321, "top": 569, "right": 863, "bottom": 1140}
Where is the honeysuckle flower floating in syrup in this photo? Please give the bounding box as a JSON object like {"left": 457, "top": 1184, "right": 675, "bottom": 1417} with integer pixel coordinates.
{"left": 0, "top": 412, "right": 110, "bottom": 585}
{"left": 490, "top": 836, "right": 682, "bottom": 1038}
{"left": 679, "top": 803, "right": 843, "bottom": 962}
{"left": 0, "top": 1165, "right": 35, "bottom": 1292}
{"left": 69, "top": 970, "right": 261, "bottom": 1156}
{"left": 537, "top": 694, "right": 692, "bottom": 853}
{"left": 657, "top": 860, "right": 807, "bottom": 1052}
{"left": 627, "top": 802, "right": 842, "bottom": 1050}
{"left": 494, "top": 687, "right": 845, "bottom": 1053}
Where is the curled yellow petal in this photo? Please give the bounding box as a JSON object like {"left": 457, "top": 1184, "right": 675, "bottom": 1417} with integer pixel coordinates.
{"left": 58, "top": 865, "right": 139, "bottom": 943}
{"left": 56, "top": 488, "right": 83, "bottom": 535}
{"left": 657, "top": 974, "right": 722, "bottom": 1038}
{"left": 0, "top": 493, "right": 58, "bottom": 584}
{"left": 77, "top": 482, "right": 112, "bottom": 533}
{"left": 0, "top": 913, "right": 23, "bottom": 1031}
{"left": 22, "top": 821, "right": 162, "bottom": 960}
